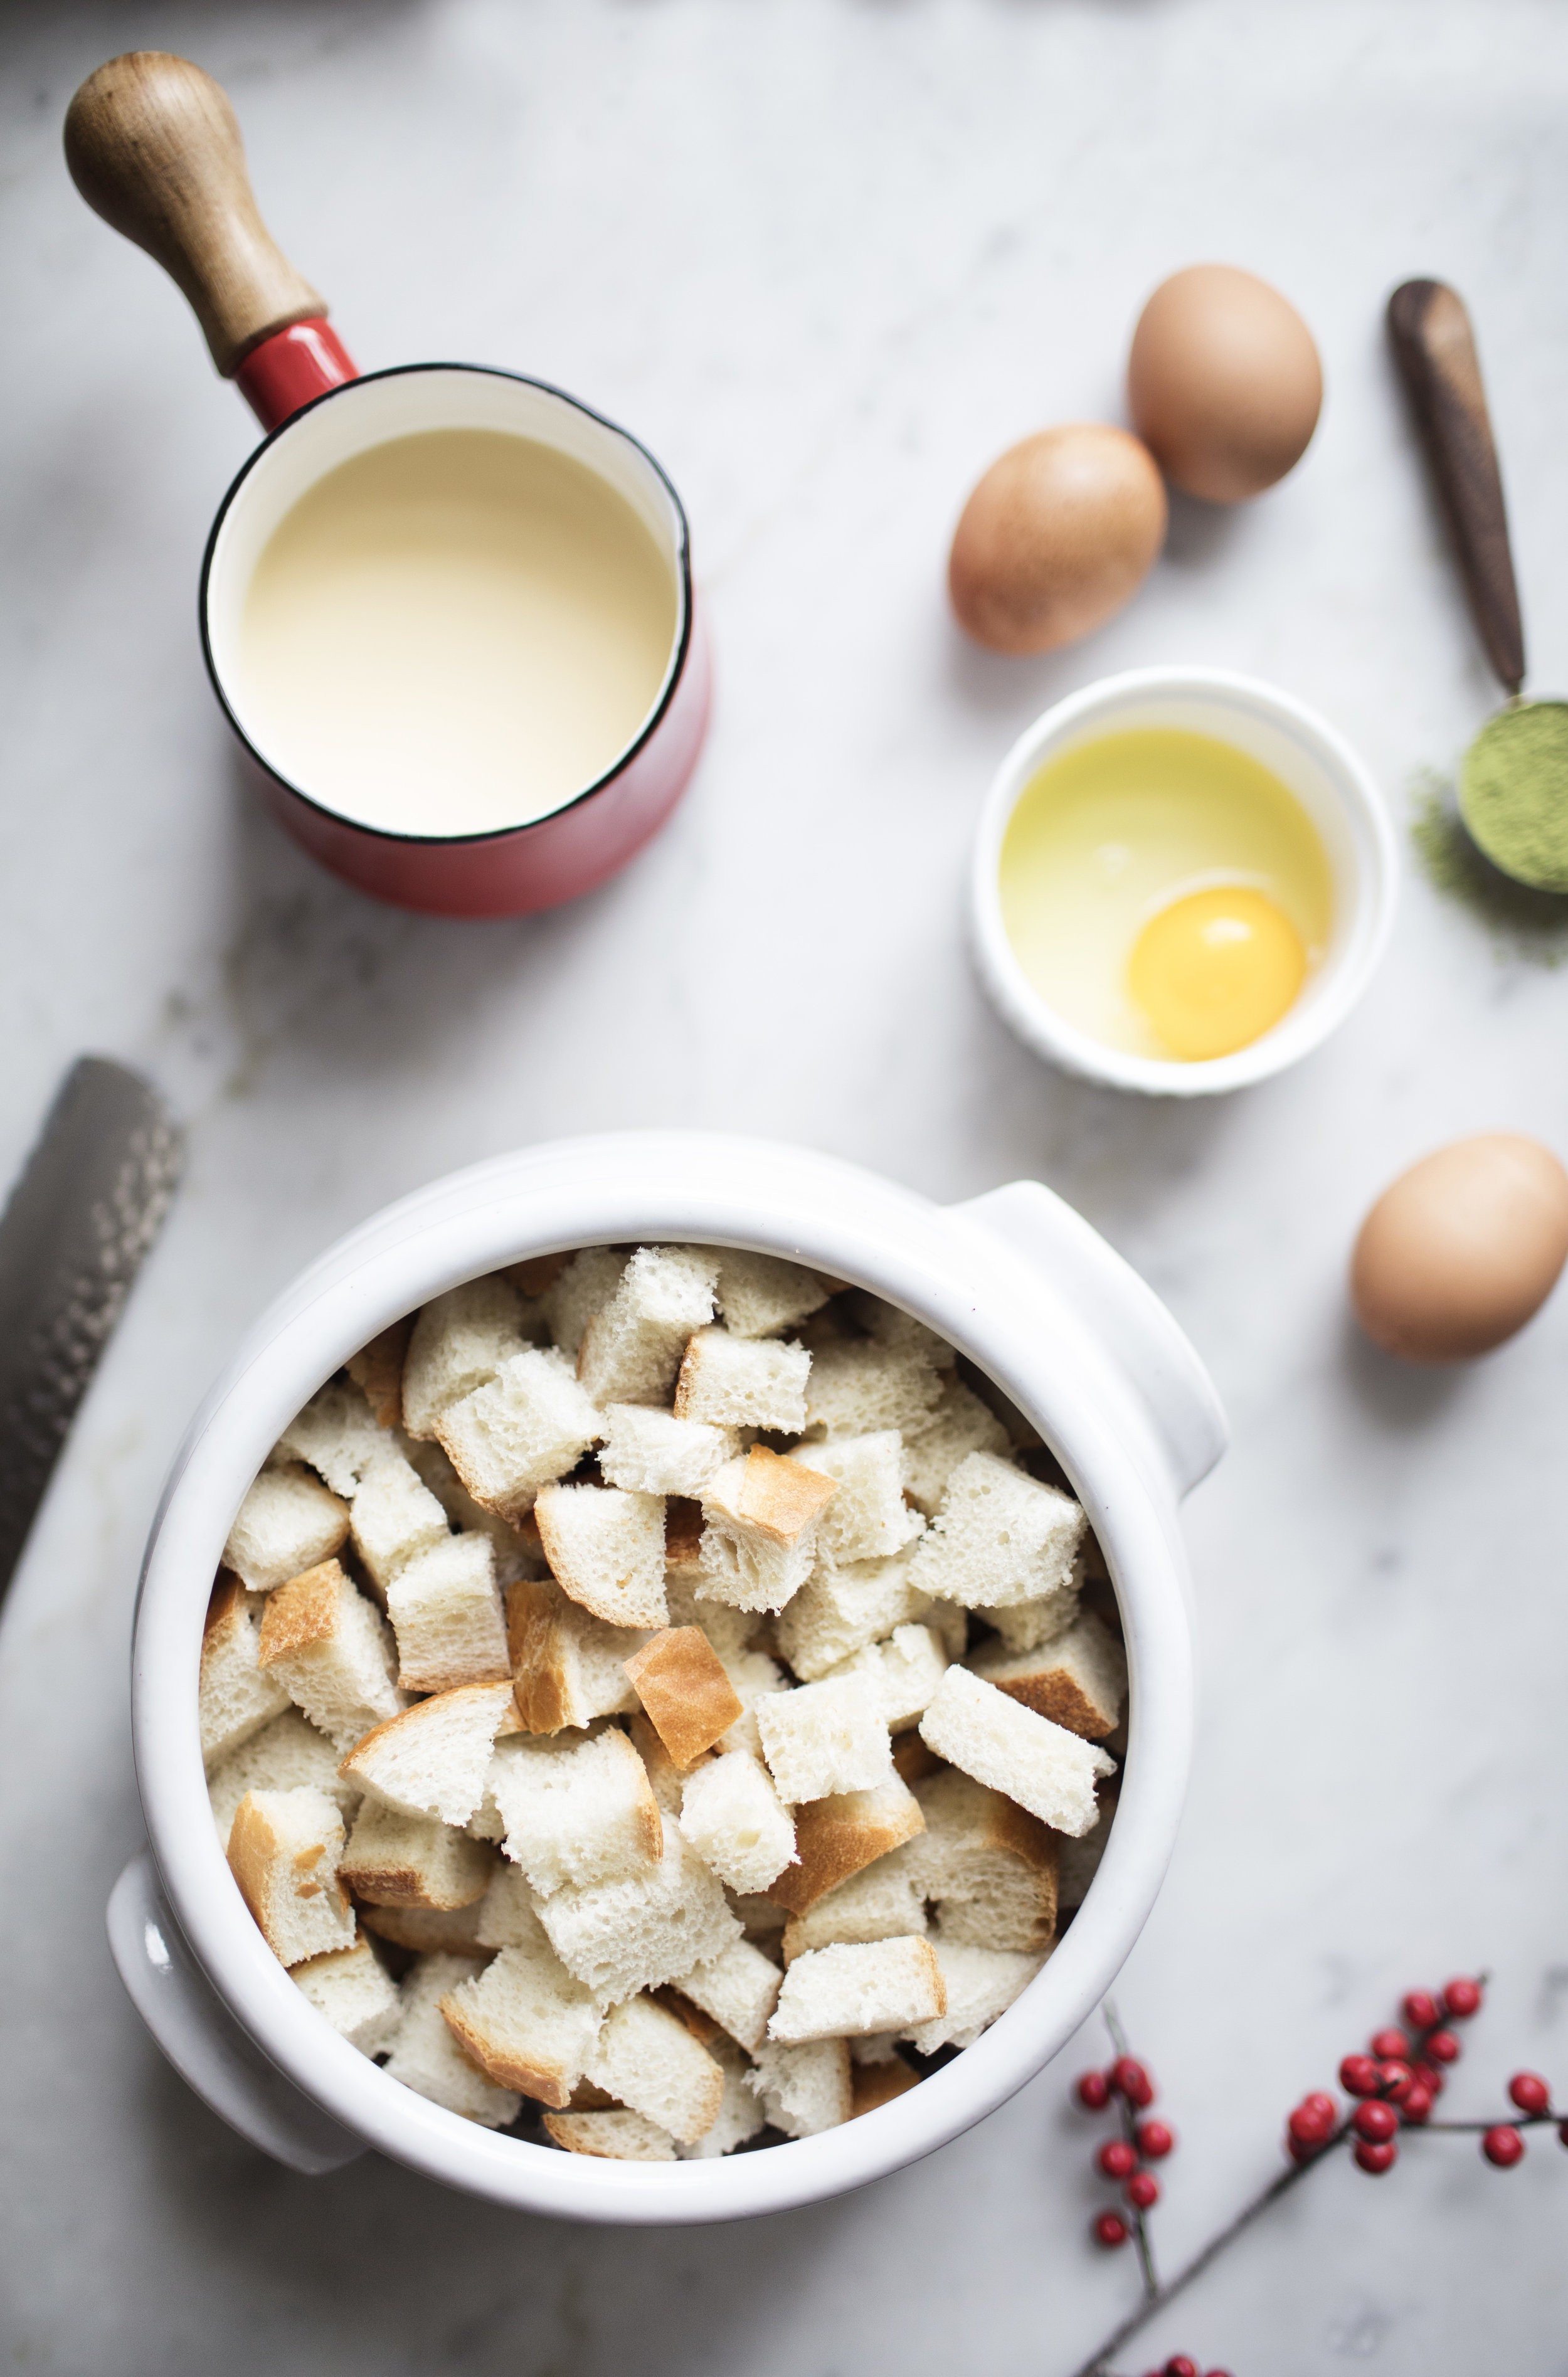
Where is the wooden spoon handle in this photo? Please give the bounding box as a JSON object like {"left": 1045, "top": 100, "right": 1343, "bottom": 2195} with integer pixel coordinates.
{"left": 1386, "top": 279, "right": 1525, "bottom": 696}
{"left": 65, "top": 52, "right": 326, "bottom": 378}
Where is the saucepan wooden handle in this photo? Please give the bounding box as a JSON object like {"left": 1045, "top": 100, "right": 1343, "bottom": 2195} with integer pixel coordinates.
{"left": 65, "top": 51, "right": 326, "bottom": 378}
{"left": 1386, "top": 278, "right": 1525, "bottom": 696}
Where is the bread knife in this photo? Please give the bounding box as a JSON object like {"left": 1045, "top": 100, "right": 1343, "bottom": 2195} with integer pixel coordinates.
{"left": 0, "top": 1057, "right": 181, "bottom": 1602}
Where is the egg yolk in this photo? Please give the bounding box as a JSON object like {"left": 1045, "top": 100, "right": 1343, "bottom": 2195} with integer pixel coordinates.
{"left": 1127, "top": 885, "right": 1306, "bottom": 1061}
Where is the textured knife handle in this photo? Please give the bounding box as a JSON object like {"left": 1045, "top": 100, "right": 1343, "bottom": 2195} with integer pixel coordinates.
{"left": 1387, "top": 278, "right": 1526, "bottom": 696}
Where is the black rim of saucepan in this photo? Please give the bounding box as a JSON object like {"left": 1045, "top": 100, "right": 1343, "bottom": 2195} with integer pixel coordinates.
{"left": 198, "top": 361, "right": 696, "bottom": 849}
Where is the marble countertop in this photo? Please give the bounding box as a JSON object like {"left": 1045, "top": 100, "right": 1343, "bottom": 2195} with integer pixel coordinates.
{"left": 4, "top": 3, "right": 1567, "bottom": 2369}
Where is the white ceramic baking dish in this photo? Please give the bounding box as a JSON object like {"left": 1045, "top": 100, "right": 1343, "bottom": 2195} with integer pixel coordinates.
{"left": 110, "top": 1131, "right": 1224, "bottom": 2223}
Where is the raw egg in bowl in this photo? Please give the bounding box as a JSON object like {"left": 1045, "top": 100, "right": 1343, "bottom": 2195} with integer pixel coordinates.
{"left": 970, "top": 668, "right": 1397, "bottom": 1096}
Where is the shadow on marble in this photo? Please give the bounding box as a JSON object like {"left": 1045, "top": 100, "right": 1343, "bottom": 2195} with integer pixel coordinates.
{"left": 1334, "top": 1311, "right": 1472, "bottom": 1431}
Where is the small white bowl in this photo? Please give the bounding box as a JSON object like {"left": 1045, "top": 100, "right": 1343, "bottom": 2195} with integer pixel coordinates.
{"left": 970, "top": 667, "right": 1399, "bottom": 1097}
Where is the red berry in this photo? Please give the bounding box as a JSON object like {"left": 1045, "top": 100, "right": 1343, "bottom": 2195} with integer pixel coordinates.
{"left": 1288, "top": 2104, "right": 1335, "bottom": 2148}
{"left": 1093, "top": 2210, "right": 1130, "bottom": 2247}
{"left": 1402, "top": 2084, "right": 1434, "bottom": 2125}
{"left": 1340, "top": 2054, "right": 1380, "bottom": 2097}
{"left": 1302, "top": 2090, "right": 1337, "bottom": 2122}
{"left": 1111, "top": 2056, "right": 1155, "bottom": 2107}
{"left": 1163, "top": 2361, "right": 1199, "bottom": 2377}
{"left": 1509, "top": 2073, "right": 1552, "bottom": 2117}
{"left": 1370, "top": 2027, "right": 1411, "bottom": 2061}
{"left": 1286, "top": 2134, "right": 1321, "bottom": 2165}
{"left": 1443, "top": 1977, "right": 1483, "bottom": 2020}
{"left": 1076, "top": 2069, "right": 1112, "bottom": 2110}
{"left": 1483, "top": 2125, "right": 1525, "bottom": 2167}
{"left": 1355, "top": 2138, "right": 1397, "bottom": 2174}
{"left": 1424, "top": 2029, "right": 1461, "bottom": 2065}
{"left": 1412, "top": 2060, "right": 1445, "bottom": 2099}
{"left": 1353, "top": 2100, "right": 1398, "bottom": 2144}
{"left": 1378, "top": 2060, "right": 1414, "bottom": 2103}
{"left": 1402, "top": 1991, "right": 1441, "bottom": 2031}
{"left": 1136, "top": 2119, "right": 1175, "bottom": 2159}
{"left": 1125, "top": 2169, "right": 1160, "bottom": 2209}
{"left": 1098, "top": 2138, "right": 1138, "bottom": 2180}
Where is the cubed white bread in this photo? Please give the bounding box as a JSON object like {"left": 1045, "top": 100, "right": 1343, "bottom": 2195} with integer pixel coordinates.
{"left": 623, "top": 1628, "right": 744, "bottom": 1768}
{"left": 802, "top": 1339, "right": 944, "bottom": 1439}
{"left": 340, "top": 1679, "right": 518, "bottom": 1826}
{"left": 475, "top": 1860, "right": 546, "bottom": 1951}
{"left": 695, "top": 1518, "right": 816, "bottom": 1618}
{"left": 677, "top": 2036, "right": 769, "bottom": 2157}
{"left": 902, "top": 1767, "right": 1058, "bottom": 1953}
{"left": 292, "top": 1931, "right": 403, "bottom": 2055}
{"left": 228, "top": 1786, "right": 355, "bottom": 1966}
{"left": 902, "top": 1939, "right": 1046, "bottom": 2053}
{"left": 577, "top": 1246, "right": 718, "bottom": 1407}
{"left": 727, "top": 1889, "right": 787, "bottom": 1942}
{"left": 974, "top": 1582, "right": 1081, "bottom": 1655}
{"left": 675, "top": 1329, "right": 812, "bottom": 1433}
{"left": 787, "top": 1434, "right": 925, "bottom": 1565}
{"left": 918, "top": 1666, "right": 1114, "bottom": 1837}
{"left": 349, "top": 1453, "right": 450, "bottom": 1594}
{"left": 404, "top": 1439, "right": 541, "bottom": 1587}
{"left": 712, "top": 1646, "right": 789, "bottom": 1757}
{"left": 850, "top": 2053, "right": 923, "bottom": 2119}
{"left": 538, "top": 1813, "right": 741, "bottom": 2008}
{"left": 768, "top": 1775, "right": 926, "bottom": 1915}
{"left": 628, "top": 1712, "right": 693, "bottom": 1814}
{"left": 823, "top": 1624, "right": 950, "bottom": 1732}
{"left": 385, "top": 1533, "right": 509, "bottom": 1693}
{"left": 541, "top": 1247, "right": 625, "bottom": 1358}
{"left": 200, "top": 1577, "right": 290, "bottom": 1771}
{"left": 208, "top": 1708, "right": 361, "bottom": 1849}
{"left": 438, "top": 1935, "right": 601, "bottom": 2106}
{"left": 339, "top": 1799, "right": 497, "bottom": 1910}
{"left": 435, "top": 1349, "right": 602, "bottom": 1524}
{"left": 678, "top": 1750, "right": 796, "bottom": 1895}
{"left": 664, "top": 1570, "right": 755, "bottom": 1661}
{"left": 774, "top": 1554, "right": 931, "bottom": 1681}
{"left": 967, "top": 1609, "right": 1126, "bottom": 1740}
{"left": 507, "top": 1575, "right": 645, "bottom": 1733}
{"left": 535, "top": 1482, "right": 669, "bottom": 1631}
{"left": 756, "top": 1672, "right": 893, "bottom": 1804}
{"left": 714, "top": 1251, "right": 832, "bottom": 1340}
{"left": 544, "top": 2107, "right": 677, "bottom": 2160}
{"left": 901, "top": 1377, "right": 1011, "bottom": 1515}
{"left": 346, "top": 1320, "right": 411, "bottom": 1431}
{"left": 490, "top": 1726, "right": 662, "bottom": 1896}
{"left": 746, "top": 2038, "right": 852, "bottom": 2137}
{"left": 597, "top": 1404, "right": 737, "bottom": 1496}
{"left": 256, "top": 1560, "right": 404, "bottom": 1753}
{"left": 1057, "top": 1786, "right": 1118, "bottom": 1912}
{"left": 846, "top": 1294, "right": 956, "bottom": 1369}
{"left": 770, "top": 1935, "right": 945, "bottom": 2043}
{"left": 275, "top": 1381, "right": 391, "bottom": 1497}
{"left": 695, "top": 1449, "right": 835, "bottom": 1614}
{"left": 223, "top": 1463, "right": 350, "bottom": 1593}
{"left": 586, "top": 1993, "right": 725, "bottom": 2143}
{"left": 384, "top": 1952, "right": 521, "bottom": 2127}
{"left": 401, "top": 1276, "right": 530, "bottom": 1441}
{"left": 780, "top": 1853, "right": 925, "bottom": 1964}
{"left": 359, "top": 1900, "right": 490, "bottom": 1957}
{"left": 909, "top": 1451, "right": 1085, "bottom": 1611}
{"left": 674, "top": 1936, "right": 782, "bottom": 2053}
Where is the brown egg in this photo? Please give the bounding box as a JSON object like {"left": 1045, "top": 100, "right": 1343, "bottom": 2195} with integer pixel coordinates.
{"left": 1128, "top": 265, "right": 1323, "bottom": 504}
{"left": 948, "top": 423, "right": 1167, "bottom": 655}
{"left": 1350, "top": 1133, "right": 1568, "bottom": 1362}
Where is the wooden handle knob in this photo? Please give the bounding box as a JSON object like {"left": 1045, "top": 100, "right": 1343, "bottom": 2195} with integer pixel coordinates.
{"left": 1386, "top": 278, "right": 1525, "bottom": 696}
{"left": 65, "top": 51, "right": 326, "bottom": 378}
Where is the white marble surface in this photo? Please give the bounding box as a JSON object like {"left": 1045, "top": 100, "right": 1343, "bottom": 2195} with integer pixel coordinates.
{"left": 4, "top": 2, "right": 1568, "bottom": 2369}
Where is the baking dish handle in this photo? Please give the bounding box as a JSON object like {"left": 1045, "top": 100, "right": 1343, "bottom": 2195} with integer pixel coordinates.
{"left": 107, "top": 1850, "right": 364, "bottom": 2175}
{"left": 950, "top": 1179, "right": 1227, "bottom": 1501}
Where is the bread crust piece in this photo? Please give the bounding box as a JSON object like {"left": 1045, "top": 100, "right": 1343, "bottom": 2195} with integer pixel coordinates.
{"left": 768, "top": 1935, "right": 946, "bottom": 2043}
{"left": 223, "top": 1463, "right": 351, "bottom": 1593}
{"left": 850, "top": 2053, "right": 922, "bottom": 2117}
{"left": 767, "top": 1777, "right": 926, "bottom": 1915}
{"left": 228, "top": 1787, "right": 356, "bottom": 1967}
{"left": 543, "top": 2108, "right": 678, "bottom": 2161}
{"left": 966, "top": 1609, "right": 1127, "bottom": 1741}
{"left": 339, "top": 1801, "right": 499, "bottom": 1911}
{"left": 707, "top": 1446, "right": 836, "bottom": 1546}
{"left": 623, "top": 1628, "right": 745, "bottom": 1769}
{"left": 507, "top": 1577, "right": 645, "bottom": 1735}
{"left": 438, "top": 1940, "right": 601, "bottom": 2106}
{"left": 347, "top": 1319, "right": 413, "bottom": 1430}
{"left": 534, "top": 1481, "right": 669, "bottom": 1631}
{"left": 339, "top": 1680, "right": 521, "bottom": 1827}
{"left": 357, "top": 1900, "right": 491, "bottom": 1957}
{"left": 200, "top": 1574, "right": 290, "bottom": 1770}
{"left": 903, "top": 1768, "right": 1059, "bottom": 1954}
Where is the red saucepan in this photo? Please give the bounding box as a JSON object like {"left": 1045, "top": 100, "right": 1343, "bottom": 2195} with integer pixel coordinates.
{"left": 65, "top": 53, "right": 710, "bottom": 918}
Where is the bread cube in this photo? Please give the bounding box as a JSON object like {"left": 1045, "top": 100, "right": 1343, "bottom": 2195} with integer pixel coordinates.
{"left": 228, "top": 1786, "right": 355, "bottom": 1966}
{"left": 902, "top": 1938, "right": 1046, "bottom": 2053}
{"left": 628, "top": 1712, "right": 694, "bottom": 1815}
{"left": 384, "top": 1952, "right": 521, "bottom": 2126}
{"left": 292, "top": 1931, "right": 402, "bottom": 2055}
{"left": 967, "top": 1610, "right": 1126, "bottom": 1740}
{"left": 341, "top": 1679, "right": 519, "bottom": 1826}
{"left": 544, "top": 2107, "right": 677, "bottom": 2159}
{"left": 435, "top": 1348, "right": 601, "bottom": 1523}
{"left": 1057, "top": 1785, "right": 1118, "bottom": 1913}
{"left": 475, "top": 1861, "right": 546, "bottom": 1951}
{"left": 674, "top": 1327, "right": 810, "bottom": 1432}
{"left": 405, "top": 1439, "right": 541, "bottom": 1587}
{"left": 349, "top": 1453, "right": 450, "bottom": 1594}
{"left": 695, "top": 1449, "right": 835, "bottom": 1615}
{"left": 359, "top": 1900, "right": 490, "bottom": 1958}
{"left": 786, "top": 1433, "right": 924, "bottom": 1565}
{"left": 438, "top": 1936, "right": 601, "bottom": 2107}
{"left": 901, "top": 1377, "right": 1010, "bottom": 1515}
{"left": 773, "top": 1552, "right": 930, "bottom": 1681}
{"left": 756, "top": 1672, "right": 892, "bottom": 1804}
{"left": 712, "top": 1646, "right": 789, "bottom": 1758}
{"left": 714, "top": 1251, "right": 832, "bottom": 1340}
{"left": 339, "top": 1799, "right": 497, "bottom": 1911}
{"left": 346, "top": 1319, "right": 411, "bottom": 1431}
{"left": 401, "top": 1276, "right": 531, "bottom": 1441}
{"left": 529, "top": 1481, "right": 666, "bottom": 1632}
{"left": 908, "top": 1451, "right": 1085, "bottom": 1611}
{"left": 823, "top": 1623, "right": 950, "bottom": 1732}
{"left": 918, "top": 1665, "right": 1114, "bottom": 1836}
{"left": 850, "top": 2055, "right": 922, "bottom": 2118}
{"left": 847, "top": 1294, "right": 955, "bottom": 1368}
{"left": 802, "top": 1340, "right": 943, "bottom": 1438}
{"left": 223, "top": 1461, "right": 349, "bottom": 1593}
{"left": 973, "top": 1580, "right": 1081, "bottom": 1654}
{"left": 537, "top": 1813, "right": 741, "bottom": 2008}
{"left": 256, "top": 1560, "right": 403, "bottom": 1752}
{"left": 207, "top": 1708, "right": 361, "bottom": 1850}
{"left": 678, "top": 1750, "right": 796, "bottom": 1895}
{"left": 746, "top": 2038, "right": 852, "bottom": 2137}
{"left": 623, "top": 1628, "right": 744, "bottom": 1769}
{"left": 768, "top": 1775, "right": 926, "bottom": 1915}
{"left": 586, "top": 1993, "right": 726, "bottom": 2144}
{"left": 489, "top": 1727, "right": 662, "bottom": 1897}
{"left": 577, "top": 1246, "right": 718, "bottom": 1407}
{"left": 769, "top": 1936, "right": 945, "bottom": 2043}
{"left": 200, "top": 1577, "right": 290, "bottom": 1771}
{"left": 780, "top": 1854, "right": 925, "bottom": 1964}
{"left": 275, "top": 1382, "right": 390, "bottom": 1497}
{"left": 540, "top": 1247, "right": 625, "bottom": 1358}
{"left": 902, "top": 1767, "right": 1058, "bottom": 1953}
{"left": 672, "top": 1937, "right": 783, "bottom": 2054}
{"left": 663, "top": 1570, "right": 755, "bottom": 1663}
{"left": 507, "top": 1576, "right": 645, "bottom": 1734}
{"left": 385, "top": 1532, "right": 509, "bottom": 1693}
{"left": 677, "top": 2035, "right": 770, "bottom": 2158}
{"left": 597, "top": 1403, "right": 738, "bottom": 1496}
